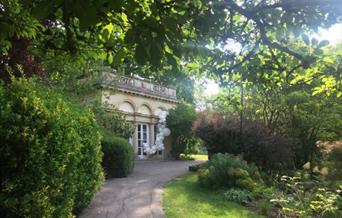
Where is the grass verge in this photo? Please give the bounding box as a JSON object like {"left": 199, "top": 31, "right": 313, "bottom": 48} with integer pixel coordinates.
{"left": 163, "top": 172, "right": 264, "bottom": 218}
{"left": 190, "top": 154, "right": 208, "bottom": 161}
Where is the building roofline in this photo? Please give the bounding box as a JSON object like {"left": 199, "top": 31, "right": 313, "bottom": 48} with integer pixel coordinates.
{"left": 100, "top": 84, "right": 179, "bottom": 104}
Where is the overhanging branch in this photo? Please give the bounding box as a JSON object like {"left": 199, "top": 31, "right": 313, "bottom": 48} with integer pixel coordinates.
{"left": 225, "top": 1, "right": 314, "bottom": 66}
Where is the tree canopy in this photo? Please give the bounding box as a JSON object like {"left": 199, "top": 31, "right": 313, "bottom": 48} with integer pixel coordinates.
{"left": 0, "top": 0, "right": 341, "bottom": 81}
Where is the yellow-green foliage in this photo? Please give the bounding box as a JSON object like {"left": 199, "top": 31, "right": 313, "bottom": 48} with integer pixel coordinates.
{"left": 198, "top": 153, "right": 262, "bottom": 191}
{"left": 0, "top": 78, "right": 104, "bottom": 217}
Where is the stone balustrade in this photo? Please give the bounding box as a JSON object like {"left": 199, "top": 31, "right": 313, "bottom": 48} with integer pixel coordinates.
{"left": 100, "top": 71, "right": 178, "bottom": 101}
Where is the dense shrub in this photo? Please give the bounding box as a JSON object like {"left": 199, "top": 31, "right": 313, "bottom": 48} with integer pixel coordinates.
{"left": 188, "top": 163, "right": 205, "bottom": 172}
{"left": 166, "top": 102, "right": 198, "bottom": 159}
{"left": 0, "top": 78, "right": 104, "bottom": 217}
{"left": 318, "top": 141, "right": 342, "bottom": 181}
{"left": 101, "top": 130, "right": 134, "bottom": 178}
{"left": 193, "top": 113, "right": 294, "bottom": 172}
{"left": 198, "top": 153, "right": 263, "bottom": 191}
{"left": 271, "top": 175, "right": 342, "bottom": 217}
{"left": 241, "top": 121, "right": 295, "bottom": 172}
{"left": 223, "top": 189, "right": 254, "bottom": 205}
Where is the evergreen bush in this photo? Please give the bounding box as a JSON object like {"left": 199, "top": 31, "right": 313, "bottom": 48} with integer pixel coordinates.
{"left": 198, "top": 153, "right": 263, "bottom": 191}
{"left": 101, "top": 131, "right": 134, "bottom": 178}
{"left": 0, "top": 78, "right": 104, "bottom": 217}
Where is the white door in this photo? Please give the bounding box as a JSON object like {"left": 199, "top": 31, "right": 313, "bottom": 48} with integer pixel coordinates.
{"left": 137, "top": 124, "right": 149, "bottom": 157}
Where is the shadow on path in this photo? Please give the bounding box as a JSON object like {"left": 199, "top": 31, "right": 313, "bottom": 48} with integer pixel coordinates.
{"left": 79, "top": 160, "right": 199, "bottom": 218}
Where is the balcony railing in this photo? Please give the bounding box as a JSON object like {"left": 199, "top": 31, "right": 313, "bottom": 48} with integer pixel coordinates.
{"left": 100, "top": 72, "right": 178, "bottom": 101}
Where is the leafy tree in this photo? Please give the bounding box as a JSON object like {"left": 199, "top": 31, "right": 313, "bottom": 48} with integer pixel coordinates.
{"left": 166, "top": 102, "right": 198, "bottom": 159}
{"left": 1, "top": 0, "right": 340, "bottom": 81}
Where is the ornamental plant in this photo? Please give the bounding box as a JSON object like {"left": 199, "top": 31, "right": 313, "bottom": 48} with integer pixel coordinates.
{"left": 0, "top": 78, "right": 104, "bottom": 217}
{"left": 270, "top": 175, "right": 342, "bottom": 218}
{"left": 223, "top": 188, "right": 254, "bottom": 205}
{"left": 198, "top": 153, "right": 263, "bottom": 191}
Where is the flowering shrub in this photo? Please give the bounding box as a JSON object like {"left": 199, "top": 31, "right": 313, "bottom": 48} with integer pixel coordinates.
{"left": 198, "top": 153, "right": 263, "bottom": 191}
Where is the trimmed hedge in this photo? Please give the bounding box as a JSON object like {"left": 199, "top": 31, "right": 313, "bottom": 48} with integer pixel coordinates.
{"left": 101, "top": 131, "right": 134, "bottom": 178}
{"left": 0, "top": 78, "right": 104, "bottom": 217}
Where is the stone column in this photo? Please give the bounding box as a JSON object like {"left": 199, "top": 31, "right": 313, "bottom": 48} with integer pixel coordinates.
{"left": 134, "top": 123, "right": 138, "bottom": 155}
{"left": 150, "top": 123, "right": 155, "bottom": 146}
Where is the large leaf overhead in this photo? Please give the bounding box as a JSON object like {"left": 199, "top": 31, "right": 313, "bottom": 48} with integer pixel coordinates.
{"left": 0, "top": 0, "right": 341, "bottom": 80}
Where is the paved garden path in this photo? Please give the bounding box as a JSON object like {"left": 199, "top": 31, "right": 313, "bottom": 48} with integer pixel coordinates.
{"left": 79, "top": 160, "right": 199, "bottom": 218}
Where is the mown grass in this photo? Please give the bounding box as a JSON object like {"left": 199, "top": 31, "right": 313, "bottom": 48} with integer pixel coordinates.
{"left": 163, "top": 173, "right": 264, "bottom": 218}
{"left": 190, "top": 154, "right": 208, "bottom": 161}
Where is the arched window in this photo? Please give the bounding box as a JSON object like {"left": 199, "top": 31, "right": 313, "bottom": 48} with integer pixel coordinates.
{"left": 118, "top": 101, "right": 135, "bottom": 113}
{"left": 137, "top": 104, "right": 152, "bottom": 116}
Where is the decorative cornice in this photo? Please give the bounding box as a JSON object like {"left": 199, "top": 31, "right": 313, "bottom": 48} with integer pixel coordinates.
{"left": 98, "top": 71, "right": 179, "bottom": 103}
{"left": 101, "top": 84, "right": 179, "bottom": 104}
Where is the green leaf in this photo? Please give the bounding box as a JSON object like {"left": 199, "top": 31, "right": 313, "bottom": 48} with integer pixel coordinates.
{"left": 31, "top": 0, "right": 62, "bottom": 19}
{"left": 74, "top": 1, "right": 98, "bottom": 30}
{"left": 125, "top": 29, "right": 136, "bottom": 44}
{"left": 194, "top": 0, "right": 202, "bottom": 9}
{"left": 301, "top": 34, "right": 310, "bottom": 45}
{"left": 107, "top": 52, "right": 113, "bottom": 64}
{"left": 112, "top": 48, "right": 126, "bottom": 66}
{"left": 149, "top": 43, "right": 162, "bottom": 67}
{"left": 314, "top": 48, "right": 323, "bottom": 55}
{"left": 135, "top": 43, "right": 147, "bottom": 65}
{"left": 311, "top": 37, "right": 318, "bottom": 45}
{"left": 166, "top": 52, "right": 178, "bottom": 69}
{"left": 312, "top": 87, "right": 322, "bottom": 96}
{"left": 109, "top": 0, "right": 124, "bottom": 11}
{"left": 318, "top": 40, "right": 329, "bottom": 48}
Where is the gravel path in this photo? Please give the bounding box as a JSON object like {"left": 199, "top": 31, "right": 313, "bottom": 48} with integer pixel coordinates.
{"left": 79, "top": 160, "right": 199, "bottom": 218}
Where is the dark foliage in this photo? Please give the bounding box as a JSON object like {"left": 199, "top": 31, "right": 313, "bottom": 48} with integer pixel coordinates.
{"left": 101, "top": 131, "right": 134, "bottom": 178}
{"left": 188, "top": 163, "right": 204, "bottom": 172}
{"left": 0, "top": 39, "right": 43, "bottom": 81}
{"left": 193, "top": 113, "right": 294, "bottom": 172}
{"left": 0, "top": 78, "right": 104, "bottom": 217}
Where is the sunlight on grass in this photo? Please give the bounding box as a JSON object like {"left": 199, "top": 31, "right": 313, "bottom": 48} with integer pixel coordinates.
{"left": 163, "top": 173, "right": 263, "bottom": 218}
{"left": 190, "top": 154, "right": 208, "bottom": 161}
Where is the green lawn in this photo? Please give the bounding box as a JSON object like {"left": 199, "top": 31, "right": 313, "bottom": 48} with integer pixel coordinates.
{"left": 163, "top": 173, "right": 263, "bottom": 218}
{"left": 190, "top": 154, "right": 208, "bottom": 161}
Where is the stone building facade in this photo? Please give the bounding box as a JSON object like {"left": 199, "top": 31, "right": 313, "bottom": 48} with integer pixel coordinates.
{"left": 100, "top": 72, "right": 178, "bottom": 159}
